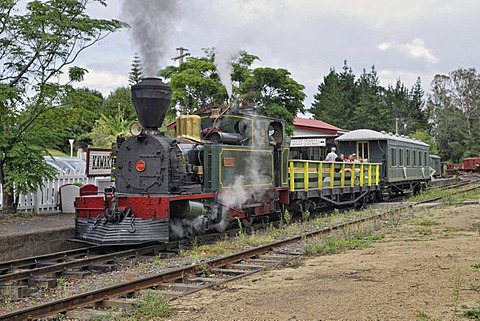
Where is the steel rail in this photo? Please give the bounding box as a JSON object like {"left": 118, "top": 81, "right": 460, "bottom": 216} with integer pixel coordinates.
{"left": 0, "top": 244, "right": 168, "bottom": 284}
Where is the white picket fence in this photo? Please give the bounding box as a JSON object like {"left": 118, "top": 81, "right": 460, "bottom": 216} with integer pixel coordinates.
{"left": 0, "top": 169, "right": 110, "bottom": 213}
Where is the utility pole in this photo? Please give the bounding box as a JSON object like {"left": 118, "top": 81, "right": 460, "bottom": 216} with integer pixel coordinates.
{"left": 172, "top": 47, "right": 190, "bottom": 65}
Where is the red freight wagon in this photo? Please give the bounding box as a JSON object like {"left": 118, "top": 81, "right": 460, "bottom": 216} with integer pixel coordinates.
{"left": 463, "top": 157, "right": 480, "bottom": 171}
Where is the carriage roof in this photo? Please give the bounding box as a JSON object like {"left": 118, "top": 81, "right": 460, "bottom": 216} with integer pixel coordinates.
{"left": 335, "top": 129, "right": 429, "bottom": 147}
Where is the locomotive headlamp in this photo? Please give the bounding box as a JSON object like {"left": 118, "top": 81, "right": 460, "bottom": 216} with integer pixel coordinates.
{"left": 136, "top": 160, "right": 146, "bottom": 172}
{"left": 129, "top": 121, "right": 143, "bottom": 136}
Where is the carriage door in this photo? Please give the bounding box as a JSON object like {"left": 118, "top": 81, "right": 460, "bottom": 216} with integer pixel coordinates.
{"left": 357, "top": 141, "right": 369, "bottom": 162}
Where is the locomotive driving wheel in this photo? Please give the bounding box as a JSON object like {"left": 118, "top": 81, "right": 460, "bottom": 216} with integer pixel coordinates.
{"left": 242, "top": 216, "right": 254, "bottom": 228}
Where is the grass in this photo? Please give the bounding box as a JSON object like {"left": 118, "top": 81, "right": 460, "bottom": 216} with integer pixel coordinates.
{"left": 416, "top": 219, "right": 439, "bottom": 227}
{"left": 179, "top": 206, "right": 385, "bottom": 263}
{"left": 121, "top": 290, "right": 175, "bottom": 320}
{"left": 447, "top": 189, "right": 480, "bottom": 204}
{"left": 406, "top": 187, "right": 445, "bottom": 202}
{"left": 463, "top": 305, "right": 480, "bottom": 319}
{"left": 415, "top": 310, "right": 441, "bottom": 321}
{"left": 407, "top": 186, "right": 480, "bottom": 204}
{"left": 452, "top": 269, "right": 462, "bottom": 315}
{"left": 304, "top": 231, "right": 381, "bottom": 256}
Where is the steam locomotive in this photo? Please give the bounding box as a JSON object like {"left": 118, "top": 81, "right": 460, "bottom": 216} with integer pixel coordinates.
{"left": 75, "top": 78, "right": 431, "bottom": 245}
{"left": 75, "top": 78, "right": 290, "bottom": 244}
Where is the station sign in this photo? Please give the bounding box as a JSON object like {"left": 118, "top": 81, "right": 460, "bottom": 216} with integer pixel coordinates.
{"left": 86, "top": 148, "right": 112, "bottom": 177}
{"left": 290, "top": 138, "right": 326, "bottom": 147}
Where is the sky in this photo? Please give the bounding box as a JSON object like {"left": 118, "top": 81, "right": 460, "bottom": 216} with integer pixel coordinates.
{"left": 76, "top": 0, "right": 480, "bottom": 114}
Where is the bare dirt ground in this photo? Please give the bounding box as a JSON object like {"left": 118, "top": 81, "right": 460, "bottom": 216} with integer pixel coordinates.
{"left": 167, "top": 204, "right": 480, "bottom": 321}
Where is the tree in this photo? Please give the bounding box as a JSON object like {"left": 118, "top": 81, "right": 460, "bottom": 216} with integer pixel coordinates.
{"left": 89, "top": 87, "right": 137, "bottom": 147}
{"left": 311, "top": 61, "right": 430, "bottom": 135}
{"left": 129, "top": 53, "right": 143, "bottom": 85}
{"left": 410, "top": 130, "right": 438, "bottom": 155}
{"left": 240, "top": 67, "right": 305, "bottom": 133}
{"left": 49, "top": 88, "right": 104, "bottom": 152}
{"left": 101, "top": 87, "right": 136, "bottom": 122}
{"left": 311, "top": 69, "right": 347, "bottom": 128}
{"left": 408, "top": 77, "right": 429, "bottom": 132}
{"left": 351, "top": 66, "right": 387, "bottom": 131}
{"left": 0, "top": 0, "right": 122, "bottom": 213}
{"left": 160, "top": 51, "right": 232, "bottom": 116}
{"left": 427, "top": 69, "right": 480, "bottom": 162}
{"left": 311, "top": 61, "right": 360, "bottom": 130}
{"left": 160, "top": 50, "right": 305, "bottom": 133}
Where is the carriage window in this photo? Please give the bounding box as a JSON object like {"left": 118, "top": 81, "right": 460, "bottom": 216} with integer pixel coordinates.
{"left": 413, "top": 151, "right": 417, "bottom": 166}
{"left": 391, "top": 148, "right": 396, "bottom": 166}
{"left": 356, "top": 141, "right": 369, "bottom": 161}
{"left": 424, "top": 152, "right": 428, "bottom": 167}
{"left": 399, "top": 149, "right": 403, "bottom": 166}
{"left": 406, "top": 149, "right": 410, "bottom": 166}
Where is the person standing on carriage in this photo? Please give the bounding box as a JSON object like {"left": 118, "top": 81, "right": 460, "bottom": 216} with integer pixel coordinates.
{"left": 325, "top": 147, "right": 338, "bottom": 162}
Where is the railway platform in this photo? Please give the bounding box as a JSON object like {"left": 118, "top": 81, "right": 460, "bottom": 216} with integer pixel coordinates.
{"left": 0, "top": 212, "right": 83, "bottom": 261}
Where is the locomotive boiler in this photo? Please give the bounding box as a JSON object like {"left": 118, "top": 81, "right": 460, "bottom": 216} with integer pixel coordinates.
{"left": 75, "top": 77, "right": 290, "bottom": 244}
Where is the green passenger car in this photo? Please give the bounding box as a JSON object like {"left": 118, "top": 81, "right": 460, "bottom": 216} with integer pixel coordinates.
{"left": 335, "top": 129, "right": 430, "bottom": 195}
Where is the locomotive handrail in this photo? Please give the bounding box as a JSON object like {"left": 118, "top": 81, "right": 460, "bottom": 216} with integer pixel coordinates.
{"left": 288, "top": 160, "right": 381, "bottom": 191}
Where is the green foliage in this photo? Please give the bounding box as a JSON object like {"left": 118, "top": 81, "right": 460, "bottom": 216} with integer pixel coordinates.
{"left": 310, "top": 68, "right": 350, "bottom": 127}
{"left": 101, "top": 87, "right": 137, "bottom": 122}
{"left": 411, "top": 130, "right": 438, "bottom": 154}
{"left": 129, "top": 53, "right": 143, "bottom": 85}
{"left": 160, "top": 52, "right": 229, "bottom": 115}
{"left": 452, "top": 269, "right": 462, "bottom": 314}
{"left": 160, "top": 50, "right": 305, "bottom": 134}
{"left": 464, "top": 306, "right": 480, "bottom": 319}
{"left": 304, "top": 234, "right": 373, "bottom": 256}
{"left": 49, "top": 87, "right": 104, "bottom": 151}
{"left": 428, "top": 68, "right": 480, "bottom": 162}
{"left": 240, "top": 67, "right": 306, "bottom": 133}
{"left": 310, "top": 61, "right": 430, "bottom": 135}
{"left": 302, "top": 210, "right": 310, "bottom": 222}
{"left": 130, "top": 290, "right": 175, "bottom": 320}
{"left": 283, "top": 209, "right": 292, "bottom": 225}
{"left": 90, "top": 114, "right": 130, "bottom": 148}
{"left": 5, "top": 141, "right": 57, "bottom": 196}
{"left": 88, "top": 87, "right": 138, "bottom": 148}
{"left": 199, "top": 261, "right": 209, "bottom": 274}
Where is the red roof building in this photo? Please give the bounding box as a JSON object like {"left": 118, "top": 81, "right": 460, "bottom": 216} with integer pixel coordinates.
{"left": 290, "top": 117, "right": 347, "bottom": 160}
{"left": 293, "top": 117, "right": 346, "bottom": 136}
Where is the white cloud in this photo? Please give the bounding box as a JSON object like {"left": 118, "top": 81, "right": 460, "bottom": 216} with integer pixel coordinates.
{"left": 377, "top": 42, "right": 394, "bottom": 51}
{"left": 399, "top": 38, "right": 439, "bottom": 64}
{"left": 76, "top": 70, "right": 128, "bottom": 97}
{"left": 376, "top": 38, "right": 439, "bottom": 64}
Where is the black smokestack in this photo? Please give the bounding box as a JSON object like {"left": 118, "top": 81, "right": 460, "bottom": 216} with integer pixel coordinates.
{"left": 131, "top": 77, "right": 172, "bottom": 130}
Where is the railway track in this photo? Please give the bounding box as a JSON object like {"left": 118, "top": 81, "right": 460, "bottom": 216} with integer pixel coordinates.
{"left": 0, "top": 179, "right": 478, "bottom": 320}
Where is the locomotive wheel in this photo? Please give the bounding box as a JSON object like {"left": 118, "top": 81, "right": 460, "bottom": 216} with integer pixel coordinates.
{"left": 242, "top": 217, "right": 254, "bottom": 228}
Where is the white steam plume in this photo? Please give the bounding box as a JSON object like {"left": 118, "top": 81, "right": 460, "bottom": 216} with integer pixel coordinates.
{"left": 214, "top": 43, "right": 240, "bottom": 98}
{"left": 120, "top": 0, "right": 178, "bottom": 77}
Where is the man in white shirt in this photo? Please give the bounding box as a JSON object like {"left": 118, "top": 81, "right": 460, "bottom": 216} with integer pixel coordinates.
{"left": 325, "top": 147, "right": 338, "bottom": 161}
